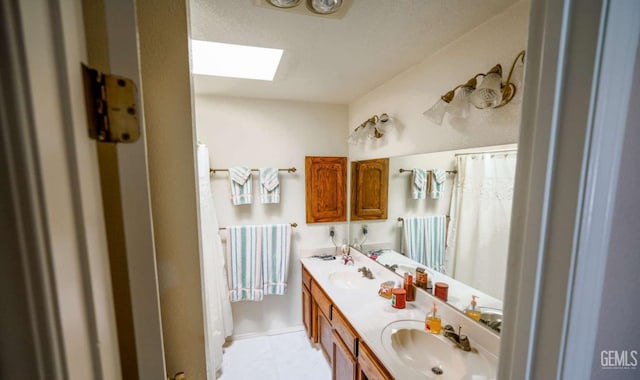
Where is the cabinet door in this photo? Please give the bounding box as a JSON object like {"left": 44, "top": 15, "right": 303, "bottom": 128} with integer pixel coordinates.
{"left": 318, "top": 309, "right": 333, "bottom": 363}
{"left": 302, "top": 284, "right": 312, "bottom": 339}
{"left": 306, "top": 156, "right": 347, "bottom": 223}
{"left": 351, "top": 158, "right": 389, "bottom": 221}
{"left": 332, "top": 330, "right": 357, "bottom": 380}
{"left": 357, "top": 343, "right": 392, "bottom": 380}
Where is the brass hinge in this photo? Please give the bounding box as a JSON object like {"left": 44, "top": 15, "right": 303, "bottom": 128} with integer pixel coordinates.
{"left": 81, "top": 64, "right": 140, "bottom": 143}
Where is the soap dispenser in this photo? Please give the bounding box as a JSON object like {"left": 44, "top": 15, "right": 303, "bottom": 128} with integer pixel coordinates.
{"left": 425, "top": 302, "right": 442, "bottom": 334}
{"left": 465, "top": 295, "right": 481, "bottom": 321}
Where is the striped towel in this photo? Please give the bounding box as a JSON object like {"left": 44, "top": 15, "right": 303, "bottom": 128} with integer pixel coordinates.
{"left": 425, "top": 215, "right": 447, "bottom": 272}
{"left": 259, "top": 168, "right": 280, "bottom": 204}
{"left": 429, "top": 169, "right": 447, "bottom": 199}
{"left": 261, "top": 224, "right": 291, "bottom": 295}
{"left": 403, "top": 215, "right": 447, "bottom": 272}
{"left": 411, "top": 168, "right": 427, "bottom": 199}
{"left": 403, "top": 216, "right": 426, "bottom": 265}
{"left": 226, "top": 225, "right": 263, "bottom": 302}
{"left": 229, "top": 167, "right": 253, "bottom": 205}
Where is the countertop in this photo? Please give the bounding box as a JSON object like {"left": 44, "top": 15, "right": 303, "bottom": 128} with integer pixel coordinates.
{"left": 301, "top": 248, "right": 500, "bottom": 380}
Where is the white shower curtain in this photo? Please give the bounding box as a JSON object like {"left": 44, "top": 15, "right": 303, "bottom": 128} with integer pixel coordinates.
{"left": 446, "top": 151, "right": 517, "bottom": 300}
{"left": 197, "top": 143, "right": 233, "bottom": 378}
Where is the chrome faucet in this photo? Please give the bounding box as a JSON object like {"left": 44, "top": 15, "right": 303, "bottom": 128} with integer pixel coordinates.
{"left": 358, "top": 266, "right": 375, "bottom": 279}
{"left": 384, "top": 263, "right": 398, "bottom": 272}
{"left": 443, "top": 325, "right": 476, "bottom": 353}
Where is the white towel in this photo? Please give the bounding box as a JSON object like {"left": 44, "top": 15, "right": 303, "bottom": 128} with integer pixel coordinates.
{"left": 429, "top": 169, "right": 447, "bottom": 199}
{"left": 412, "top": 168, "right": 427, "bottom": 199}
{"left": 261, "top": 224, "right": 291, "bottom": 295}
{"left": 226, "top": 225, "right": 263, "bottom": 302}
{"left": 229, "top": 166, "right": 253, "bottom": 205}
{"left": 260, "top": 168, "right": 280, "bottom": 204}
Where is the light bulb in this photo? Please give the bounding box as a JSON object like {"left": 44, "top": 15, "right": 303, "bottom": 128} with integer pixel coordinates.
{"left": 448, "top": 87, "right": 473, "bottom": 118}
{"left": 423, "top": 98, "right": 449, "bottom": 125}
{"left": 470, "top": 69, "right": 503, "bottom": 109}
{"left": 268, "top": 0, "right": 302, "bottom": 8}
{"left": 310, "top": 0, "right": 342, "bottom": 14}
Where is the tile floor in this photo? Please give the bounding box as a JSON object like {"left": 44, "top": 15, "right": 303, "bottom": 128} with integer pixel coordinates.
{"left": 219, "top": 330, "right": 331, "bottom": 380}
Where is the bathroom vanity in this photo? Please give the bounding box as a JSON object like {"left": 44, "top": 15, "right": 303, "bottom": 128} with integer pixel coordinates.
{"left": 301, "top": 249, "right": 500, "bottom": 380}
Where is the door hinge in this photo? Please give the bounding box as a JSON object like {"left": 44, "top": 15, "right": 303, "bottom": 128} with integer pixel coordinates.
{"left": 82, "top": 64, "right": 140, "bottom": 143}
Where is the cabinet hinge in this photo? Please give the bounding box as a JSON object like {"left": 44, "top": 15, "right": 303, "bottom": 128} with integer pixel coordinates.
{"left": 81, "top": 64, "right": 140, "bottom": 143}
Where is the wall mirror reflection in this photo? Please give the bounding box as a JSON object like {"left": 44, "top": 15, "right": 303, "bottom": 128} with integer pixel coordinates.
{"left": 350, "top": 144, "right": 517, "bottom": 333}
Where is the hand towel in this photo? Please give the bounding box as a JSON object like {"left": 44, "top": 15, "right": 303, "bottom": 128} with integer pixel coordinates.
{"left": 402, "top": 215, "right": 447, "bottom": 272}
{"left": 261, "top": 224, "right": 291, "bottom": 295}
{"left": 226, "top": 225, "right": 263, "bottom": 302}
{"left": 429, "top": 169, "right": 447, "bottom": 199}
{"left": 425, "top": 215, "right": 447, "bottom": 272}
{"left": 411, "top": 168, "right": 427, "bottom": 199}
{"left": 403, "top": 216, "right": 427, "bottom": 265}
{"left": 229, "top": 166, "right": 253, "bottom": 205}
{"left": 259, "top": 168, "right": 280, "bottom": 204}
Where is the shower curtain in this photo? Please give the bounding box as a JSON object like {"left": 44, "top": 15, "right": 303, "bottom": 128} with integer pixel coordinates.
{"left": 446, "top": 151, "right": 517, "bottom": 300}
{"left": 197, "top": 143, "right": 233, "bottom": 378}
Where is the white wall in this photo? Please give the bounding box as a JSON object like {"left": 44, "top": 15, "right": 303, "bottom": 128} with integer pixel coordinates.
{"left": 348, "top": 0, "right": 530, "bottom": 161}
{"left": 195, "top": 95, "right": 349, "bottom": 337}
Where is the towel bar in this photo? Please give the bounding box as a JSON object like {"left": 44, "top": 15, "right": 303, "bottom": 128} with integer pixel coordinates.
{"left": 398, "top": 168, "right": 457, "bottom": 174}
{"left": 210, "top": 167, "right": 297, "bottom": 174}
{"left": 219, "top": 222, "right": 298, "bottom": 231}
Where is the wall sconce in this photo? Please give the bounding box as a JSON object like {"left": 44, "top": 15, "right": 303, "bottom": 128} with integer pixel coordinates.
{"left": 267, "top": 0, "right": 343, "bottom": 14}
{"left": 424, "top": 50, "right": 526, "bottom": 125}
{"left": 348, "top": 113, "right": 393, "bottom": 145}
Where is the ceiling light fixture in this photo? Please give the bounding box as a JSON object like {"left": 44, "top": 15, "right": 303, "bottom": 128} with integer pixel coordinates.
{"left": 191, "top": 40, "right": 283, "bottom": 81}
{"left": 267, "top": 0, "right": 343, "bottom": 15}
{"left": 348, "top": 113, "right": 394, "bottom": 145}
{"left": 424, "top": 50, "right": 526, "bottom": 125}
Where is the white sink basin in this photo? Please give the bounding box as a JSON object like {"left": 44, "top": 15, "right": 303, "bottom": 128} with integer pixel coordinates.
{"left": 381, "top": 320, "right": 495, "bottom": 379}
{"left": 327, "top": 271, "right": 367, "bottom": 289}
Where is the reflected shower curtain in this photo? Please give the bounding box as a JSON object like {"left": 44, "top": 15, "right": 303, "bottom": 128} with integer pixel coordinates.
{"left": 197, "top": 143, "right": 233, "bottom": 378}
{"left": 446, "top": 151, "right": 517, "bottom": 300}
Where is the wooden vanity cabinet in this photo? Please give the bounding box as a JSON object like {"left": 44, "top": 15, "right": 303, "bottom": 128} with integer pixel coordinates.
{"left": 302, "top": 263, "right": 393, "bottom": 380}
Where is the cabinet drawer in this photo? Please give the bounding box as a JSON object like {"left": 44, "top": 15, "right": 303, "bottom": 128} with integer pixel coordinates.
{"left": 311, "top": 281, "right": 332, "bottom": 321}
{"left": 302, "top": 265, "right": 312, "bottom": 290}
{"left": 358, "top": 342, "right": 393, "bottom": 380}
{"left": 333, "top": 308, "right": 358, "bottom": 358}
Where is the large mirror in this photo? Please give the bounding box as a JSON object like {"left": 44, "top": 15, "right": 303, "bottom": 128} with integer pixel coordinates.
{"left": 349, "top": 143, "right": 517, "bottom": 333}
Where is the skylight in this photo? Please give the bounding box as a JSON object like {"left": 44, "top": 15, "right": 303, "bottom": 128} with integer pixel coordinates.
{"left": 191, "top": 40, "right": 283, "bottom": 81}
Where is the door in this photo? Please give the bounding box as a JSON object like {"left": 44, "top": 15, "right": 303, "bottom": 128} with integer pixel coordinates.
{"left": 332, "top": 330, "right": 357, "bottom": 380}
{"left": 0, "top": 0, "right": 165, "bottom": 379}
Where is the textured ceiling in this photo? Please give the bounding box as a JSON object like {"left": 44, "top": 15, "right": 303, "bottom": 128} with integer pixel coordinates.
{"left": 190, "top": 0, "right": 519, "bottom": 104}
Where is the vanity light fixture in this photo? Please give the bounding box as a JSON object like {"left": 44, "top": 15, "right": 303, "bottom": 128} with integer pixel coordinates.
{"left": 348, "top": 113, "right": 393, "bottom": 145}
{"left": 424, "top": 50, "right": 526, "bottom": 125}
{"left": 267, "top": 0, "right": 343, "bottom": 15}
